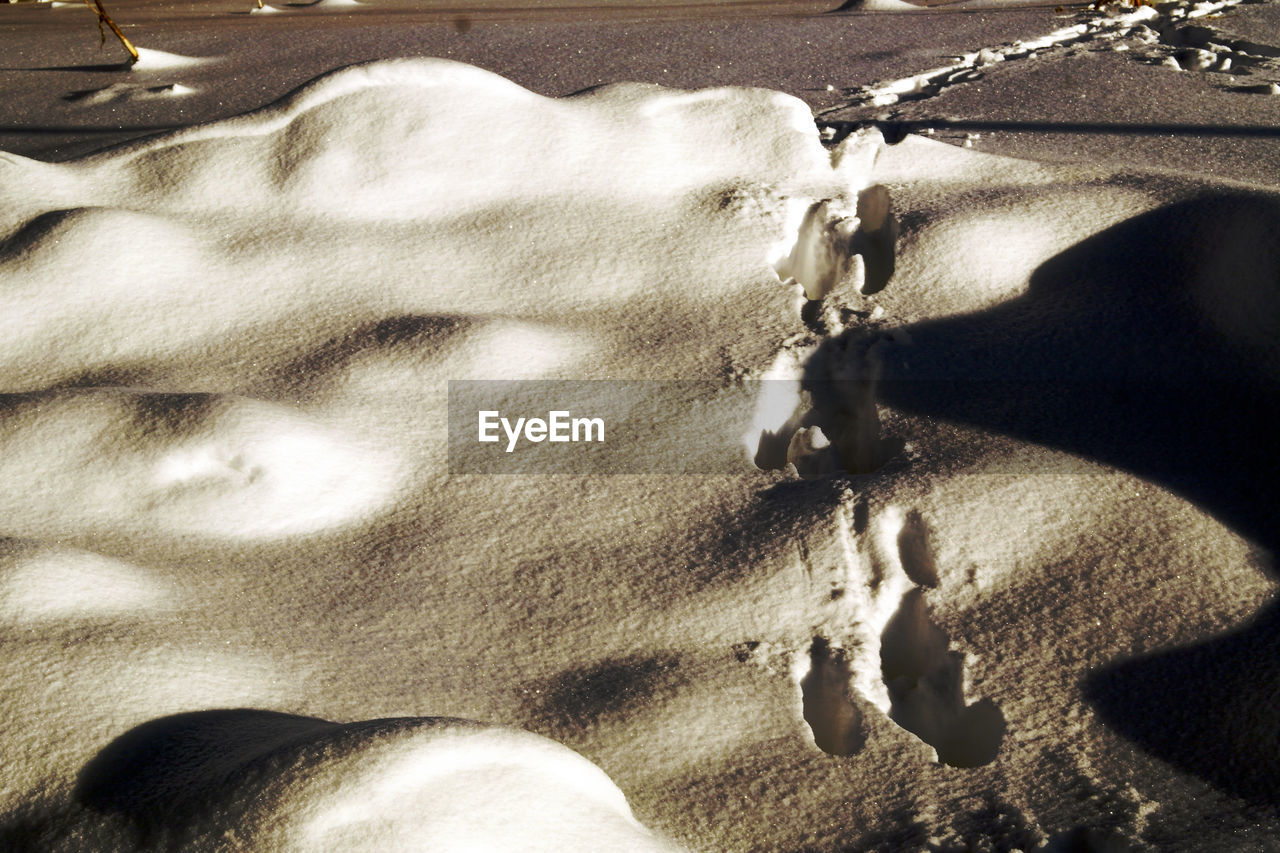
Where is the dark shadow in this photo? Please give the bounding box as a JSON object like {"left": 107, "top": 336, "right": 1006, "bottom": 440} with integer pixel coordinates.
{"left": 76, "top": 709, "right": 338, "bottom": 840}
{"left": 0, "top": 818, "right": 51, "bottom": 852}
{"left": 521, "top": 652, "right": 688, "bottom": 732}
{"left": 45, "top": 365, "right": 158, "bottom": 392}
{"left": 829, "top": 797, "right": 1044, "bottom": 852}
{"left": 808, "top": 190, "right": 1280, "bottom": 798}
{"left": 801, "top": 342, "right": 907, "bottom": 476}
{"left": 0, "top": 387, "right": 218, "bottom": 435}
{"left": 1044, "top": 826, "right": 1139, "bottom": 852}
{"left": 268, "top": 313, "right": 470, "bottom": 401}
{"left": 1084, "top": 599, "right": 1280, "bottom": 806}
{"left": 128, "top": 392, "right": 221, "bottom": 437}
{"left": 939, "top": 797, "right": 1043, "bottom": 853}
{"left": 0, "top": 208, "right": 86, "bottom": 260}
{"left": 0, "top": 122, "right": 190, "bottom": 135}
{"left": 845, "top": 805, "right": 933, "bottom": 853}
{"left": 11, "top": 63, "right": 137, "bottom": 73}
{"left": 842, "top": 190, "right": 1280, "bottom": 556}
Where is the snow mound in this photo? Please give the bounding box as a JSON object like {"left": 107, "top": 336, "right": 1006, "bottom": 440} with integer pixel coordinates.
{"left": 0, "top": 542, "right": 174, "bottom": 624}
{"left": 75, "top": 711, "right": 681, "bottom": 851}
{"left": 0, "top": 58, "right": 881, "bottom": 392}
{"left": 0, "top": 390, "right": 402, "bottom": 545}
{"left": 132, "top": 48, "right": 217, "bottom": 70}
{"left": 93, "top": 59, "right": 831, "bottom": 218}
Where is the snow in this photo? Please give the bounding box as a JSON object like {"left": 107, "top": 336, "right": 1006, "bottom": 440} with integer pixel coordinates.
{"left": 0, "top": 544, "right": 175, "bottom": 623}
{"left": 131, "top": 48, "right": 216, "bottom": 69}
{"left": 63, "top": 81, "right": 197, "bottom": 105}
{"left": 0, "top": 0, "right": 1278, "bottom": 849}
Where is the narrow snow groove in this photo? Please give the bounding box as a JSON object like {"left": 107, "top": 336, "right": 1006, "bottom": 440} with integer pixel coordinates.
{"left": 818, "top": 0, "right": 1248, "bottom": 114}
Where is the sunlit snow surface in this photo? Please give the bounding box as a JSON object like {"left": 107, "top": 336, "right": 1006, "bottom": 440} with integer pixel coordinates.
{"left": 0, "top": 58, "right": 877, "bottom": 850}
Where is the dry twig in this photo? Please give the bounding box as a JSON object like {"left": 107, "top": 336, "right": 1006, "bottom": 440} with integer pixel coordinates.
{"left": 83, "top": 0, "right": 139, "bottom": 65}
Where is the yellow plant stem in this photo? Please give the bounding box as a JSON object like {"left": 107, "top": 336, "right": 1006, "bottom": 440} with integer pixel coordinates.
{"left": 84, "top": 0, "right": 139, "bottom": 65}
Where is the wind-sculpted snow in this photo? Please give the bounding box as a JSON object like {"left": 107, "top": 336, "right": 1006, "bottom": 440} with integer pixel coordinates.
{"left": 69, "top": 711, "right": 681, "bottom": 852}
{"left": 0, "top": 58, "right": 889, "bottom": 851}
{"left": 0, "top": 389, "right": 403, "bottom": 545}
{"left": 1, "top": 36, "right": 1278, "bottom": 853}
{"left": 0, "top": 59, "right": 880, "bottom": 393}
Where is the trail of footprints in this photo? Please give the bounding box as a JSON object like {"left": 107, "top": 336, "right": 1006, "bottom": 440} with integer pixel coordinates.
{"left": 1129, "top": 13, "right": 1280, "bottom": 86}
{"left": 741, "top": 136, "right": 1008, "bottom": 767}
{"left": 819, "top": 0, "right": 1280, "bottom": 126}
{"left": 742, "top": 498, "right": 1006, "bottom": 768}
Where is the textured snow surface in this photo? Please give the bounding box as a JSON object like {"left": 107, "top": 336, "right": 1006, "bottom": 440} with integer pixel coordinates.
{"left": 1, "top": 6, "right": 1279, "bottom": 849}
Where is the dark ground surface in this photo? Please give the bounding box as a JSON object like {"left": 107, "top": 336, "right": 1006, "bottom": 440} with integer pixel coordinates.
{"left": 5, "top": 0, "right": 1278, "bottom": 185}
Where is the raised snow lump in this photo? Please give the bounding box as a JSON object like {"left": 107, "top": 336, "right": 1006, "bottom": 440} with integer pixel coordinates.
{"left": 0, "top": 58, "right": 885, "bottom": 393}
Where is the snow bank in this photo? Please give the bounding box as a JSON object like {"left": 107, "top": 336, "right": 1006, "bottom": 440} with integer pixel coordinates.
{"left": 74, "top": 712, "right": 681, "bottom": 852}
{"left": 0, "top": 59, "right": 881, "bottom": 393}
{"left": 0, "top": 57, "right": 889, "bottom": 850}
{"left": 1, "top": 39, "right": 1277, "bottom": 852}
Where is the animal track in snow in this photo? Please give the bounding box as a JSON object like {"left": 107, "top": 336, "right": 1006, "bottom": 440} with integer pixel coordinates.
{"left": 746, "top": 89, "right": 992, "bottom": 765}
{"left": 881, "top": 589, "right": 1005, "bottom": 768}
{"left": 897, "top": 509, "right": 939, "bottom": 588}
{"left": 1125, "top": 15, "right": 1280, "bottom": 84}
{"left": 751, "top": 152, "right": 905, "bottom": 481}
{"left": 799, "top": 636, "right": 866, "bottom": 756}
{"left": 752, "top": 202, "right": 919, "bottom": 486}
{"left": 778, "top": 499, "right": 1004, "bottom": 766}
{"left": 819, "top": 3, "right": 1165, "bottom": 113}
{"left": 817, "top": 0, "right": 1259, "bottom": 119}
{"left": 771, "top": 184, "right": 898, "bottom": 303}
{"left": 751, "top": 329, "right": 909, "bottom": 479}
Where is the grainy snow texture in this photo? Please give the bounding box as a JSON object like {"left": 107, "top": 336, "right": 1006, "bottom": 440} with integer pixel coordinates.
{"left": 0, "top": 0, "right": 1278, "bottom": 850}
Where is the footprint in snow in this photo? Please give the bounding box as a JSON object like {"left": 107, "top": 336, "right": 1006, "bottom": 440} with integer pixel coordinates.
{"left": 784, "top": 502, "right": 1004, "bottom": 766}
